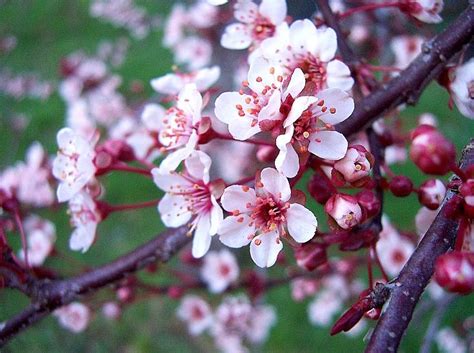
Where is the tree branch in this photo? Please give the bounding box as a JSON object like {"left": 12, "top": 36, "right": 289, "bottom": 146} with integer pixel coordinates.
{"left": 365, "top": 139, "right": 474, "bottom": 353}
{"left": 335, "top": 5, "right": 474, "bottom": 136}
{"left": 0, "top": 226, "right": 190, "bottom": 347}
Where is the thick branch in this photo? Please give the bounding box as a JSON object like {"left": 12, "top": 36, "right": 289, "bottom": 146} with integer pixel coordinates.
{"left": 0, "top": 226, "right": 190, "bottom": 347}
{"left": 335, "top": 5, "right": 474, "bottom": 136}
{"left": 365, "top": 139, "right": 474, "bottom": 353}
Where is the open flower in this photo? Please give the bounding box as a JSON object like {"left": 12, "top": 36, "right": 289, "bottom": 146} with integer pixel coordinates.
{"left": 52, "top": 128, "right": 97, "bottom": 202}
{"left": 68, "top": 191, "right": 102, "bottom": 252}
{"left": 253, "top": 19, "right": 354, "bottom": 92}
{"left": 221, "top": 0, "right": 287, "bottom": 50}
{"left": 275, "top": 88, "right": 354, "bottom": 177}
{"left": 201, "top": 249, "right": 240, "bottom": 293}
{"left": 177, "top": 295, "right": 213, "bottom": 336}
{"left": 151, "top": 66, "right": 220, "bottom": 96}
{"left": 152, "top": 151, "right": 223, "bottom": 258}
{"left": 54, "top": 302, "right": 91, "bottom": 333}
{"left": 214, "top": 57, "right": 287, "bottom": 140}
{"left": 144, "top": 83, "right": 204, "bottom": 172}
{"left": 19, "top": 215, "right": 56, "bottom": 266}
{"left": 218, "top": 168, "right": 317, "bottom": 268}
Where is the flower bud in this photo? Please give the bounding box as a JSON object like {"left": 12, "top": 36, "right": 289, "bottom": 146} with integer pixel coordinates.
{"left": 418, "top": 179, "right": 446, "bottom": 210}
{"left": 333, "top": 145, "right": 373, "bottom": 184}
{"left": 409, "top": 125, "right": 456, "bottom": 175}
{"left": 356, "top": 190, "right": 381, "bottom": 219}
{"left": 295, "top": 243, "right": 327, "bottom": 271}
{"left": 434, "top": 251, "right": 474, "bottom": 294}
{"left": 460, "top": 179, "right": 474, "bottom": 219}
{"left": 102, "top": 302, "right": 121, "bottom": 320}
{"left": 256, "top": 145, "right": 278, "bottom": 163}
{"left": 325, "top": 194, "right": 363, "bottom": 230}
{"left": 389, "top": 176, "right": 413, "bottom": 197}
{"left": 116, "top": 286, "right": 135, "bottom": 303}
{"left": 308, "top": 171, "right": 334, "bottom": 205}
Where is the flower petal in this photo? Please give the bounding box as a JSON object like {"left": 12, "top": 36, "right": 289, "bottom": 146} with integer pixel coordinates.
{"left": 286, "top": 203, "right": 317, "bottom": 243}
{"left": 221, "top": 185, "right": 257, "bottom": 212}
{"left": 192, "top": 215, "right": 212, "bottom": 258}
{"left": 177, "top": 84, "right": 202, "bottom": 125}
{"left": 218, "top": 215, "right": 254, "bottom": 248}
{"left": 260, "top": 167, "right": 291, "bottom": 202}
{"left": 259, "top": 0, "right": 287, "bottom": 24}
{"left": 308, "top": 130, "right": 348, "bottom": 160}
{"left": 284, "top": 68, "right": 306, "bottom": 100}
{"left": 185, "top": 151, "right": 211, "bottom": 184}
{"left": 284, "top": 96, "right": 317, "bottom": 127}
{"left": 221, "top": 23, "right": 252, "bottom": 50}
{"left": 315, "top": 88, "right": 354, "bottom": 125}
{"left": 313, "top": 27, "right": 337, "bottom": 62}
{"left": 158, "top": 193, "right": 193, "bottom": 227}
{"left": 250, "top": 230, "right": 283, "bottom": 268}
{"left": 326, "top": 60, "right": 354, "bottom": 91}
{"left": 209, "top": 196, "right": 224, "bottom": 235}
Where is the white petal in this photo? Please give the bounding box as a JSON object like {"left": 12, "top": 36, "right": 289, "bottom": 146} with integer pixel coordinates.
{"left": 250, "top": 231, "right": 282, "bottom": 268}
{"left": 326, "top": 60, "right": 354, "bottom": 91}
{"left": 141, "top": 103, "right": 166, "bottom": 132}
{"left": 284, "top": 68, "right": 306, "bottom": 100}
{"left": 308, "top": 130, "right": 348, "bottom": 160}
{"left": 150, "top": 74, "right": 183, "bottom": 95}
{"left": 69, "top": 223, "right": 96, "bottom": 253}
{"left": 185, "top": 151, "right": 212, "bottom": 184}
{"left": 177, "top": 84, "right": 202, "bottom": 125}
{"left": 315, "top": 88, "right": 354, "bottom": 125}
{"left": 313, "top": 27, "right": 337, "bottom": 62}
{"left": 257, "top": 89, "right": 282, "bottom": 122}
{"left": 221, "top": 23, "right": 252, "bottom": 50}
{"left": 259, "top": 0, "right": 287, "bottom": 24}
{"left": 158, "top": 194, "right": 193, "bottom": 227}
{"left": 151, "top": 168, "right": 191, "bottom": 192}
{"left": 248, "top": 57, "right": 284, "bottom": 94}
{"left": 192, "top": 215, "right": 212, "bottom": 258}
{"left": 221, "top": 185, "right": 256, "bottom": 212}
{"left": 214, "top": 92, "right": 261, "bottom": 140}
{"left": 284, "top": 96, "right": 317, "bottom": 127}
{"left": 218, "top": 215, "right": 254, "bottom": 248}
{"left": 57, "top": 128, "right": 75, "bottom": 148}
{"left": 194, "top": 66, "right": 221, "bottom": 91}
{"left": 209, "top": 196, "right": 224, "bottom": 235}
{"left": 275, "top": 141, "right": 299, "bottom": 178}
{"left": 286, "top": 203, "right": 317, "bottom": 243}
{"left": 289, "top": 20, "right": 317, "bottom": 55}
{"left": 260, "top": 167, "right": 291, "bottom": 202}
{"left": 57, "top": 182, "right": 79, "bottom": 203}
{"left": 159, "top": 132, "right": 198, "bottom": 172}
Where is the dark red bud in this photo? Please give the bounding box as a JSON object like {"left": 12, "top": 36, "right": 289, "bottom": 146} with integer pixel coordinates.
{"left": 295, "top": 243, "right": 327, "bottom": 271}
{"left": 308, "top": 172, "right": 334, "bottom": 205}
{"left": 356, "top": 190, "right": 381, "bottom": 219}
{"left": 389, "top": 176, "right": 413, "bottom": 197}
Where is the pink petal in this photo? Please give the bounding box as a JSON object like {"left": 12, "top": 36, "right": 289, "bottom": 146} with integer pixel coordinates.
{"left": 218, "top": 215, "right": 254, "bottom": 248}
{"left": 250, "top": 231, "right": 283, "bottom": 268}
{"left": 286, "top": 203, "right": 317, "bottom": 243}
{"left": 308, "top": 130, "right": 348, "bottom": 160}
{"left": 260, "top": 167, "right": 291, "bottom": 202}
{"left": 221, "top": 185, "right": 257, "bottom": 212}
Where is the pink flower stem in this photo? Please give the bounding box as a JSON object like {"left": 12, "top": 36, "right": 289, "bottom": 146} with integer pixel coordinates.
{"left": 213, "top": 132, "right": 274, "bottom": 147}
{"left": 13, "top": 211, "right": 30, "bottom": 270}
{"left": 108, "top": 163, "right": 152, "bottom": 177}
{"left": 450, "top": 163, "right": 467, "bottom": 182}
{"left": 365, "top": 64, "right": 402, "bottom": 73}
{"left": 107, "top": 199, "right": 160, "bottom": 213}
{"left": 338, "top": 2, "right": 400, "bottom": 20}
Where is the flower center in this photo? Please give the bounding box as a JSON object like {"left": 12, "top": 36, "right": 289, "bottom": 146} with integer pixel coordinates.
{"left": 292, "top": 54, "right": 327, "bottom": 92}
{"left": 160, "top": 107, "right": 192, "bottom": 147}
{"left": 252, "top": 18, "right": 275, "bottom": 41}
{"left": 250, "top": 195, "right": 289, "bottom": 234}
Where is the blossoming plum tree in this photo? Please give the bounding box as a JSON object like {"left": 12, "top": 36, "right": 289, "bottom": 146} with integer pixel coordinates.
{"left": 0, "top": 0, "right": 473, "bottom": 352}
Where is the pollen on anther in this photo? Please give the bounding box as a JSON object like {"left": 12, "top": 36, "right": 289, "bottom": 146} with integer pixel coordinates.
{"left": 329, "top": 107, "right": 336, "bottom": 114}
{"left": 242, "top": 185, "right": 250, "bottom": 192}
{"left": 256, "top": 76, "right": 263, "bottom": 82}
{"left": 254, "top": 239, "right": 262, "bottom": 245}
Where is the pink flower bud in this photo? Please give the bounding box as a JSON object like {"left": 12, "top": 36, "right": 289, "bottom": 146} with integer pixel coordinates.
{"left": 356, "top": 190, "right": 381, "bottom": 219}
{"left": 435, "top": 251, "right": 474, "bottom": 294}
{"left": 409, "top": 125, "right": 456, "bottom": 175}
{"left": 117, "top": 287, "right": 134, "bottom": 303}
{"left": 460, "top": 179, "right": 474, "bottom": 219}
{"left": 308, "top": 171, "right": 334, "bottom": 205}
{"left": 295, "top": 243, "right": 327, "bottom": 271}
{"left": 325, "top": 194, "right": 363, "bottom": 230}
{"left": 333, "top": 145, "right": 373, "bottom": 184}
{"left": 418, "top": 179, "right": 446, "bottom": 210}
{"left": 389, "top": 176, "right": 413, "bottom": 197}
{"left": 102, "top": 302, "right": 121, "bottom": 320}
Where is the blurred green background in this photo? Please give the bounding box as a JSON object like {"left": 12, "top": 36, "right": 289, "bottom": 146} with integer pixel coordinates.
{"left": 0, "top": 1, "right": 473, "bottom": 352}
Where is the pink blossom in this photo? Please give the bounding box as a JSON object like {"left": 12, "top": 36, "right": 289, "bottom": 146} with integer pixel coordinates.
{"left": 333, "top": 145, "right": 372, "bottom": 183}
{"left": 19, "top": 215, "right": 56, "bottom": 266}
{"left": 376, "top": 232, "right": 415, "bottom": 277}
{"left": 391, "top": 35, "right": 424, "bottom": 70}
{"left": 415, "top": 206, "right": 439, "bottom": 237}
{"left": 253, "top": 19, "right": 354, "bottom": 91}
{"left": 54, "top": 302, "right": 91, "bottom": 333}
{"left": 153, "top": 151, "right": 223, "bottom": 258}
{"left": 220, "top": 0, "right": 287, "bottom": 50}
{"left": 201, "top": 249, "right": 240, "bottom": 293}
{"left": 418, "top": 179, "right": 446, "bottom": 210}
{"left": 325, "top": 194, "right": 362, "bottom": 230}
{"left": 218, "top": 168, "right": 317, "bottom": 268}
{"left": 52, "top": 128, "right": 97, "bottom": 202}
{"left": 403, "top": 0, "right": 444, "bottom": 24}
{"left": 177, "top": 295, "right": 213, "bottom": 335}
{"left": 151, "top": 66, "right": 220, "bottom": 95}
{"left": 68, "top": 191, "right": 102, "bottom": 252}
{"left": 291, "top": 278, "right": 318, "bottom": 301}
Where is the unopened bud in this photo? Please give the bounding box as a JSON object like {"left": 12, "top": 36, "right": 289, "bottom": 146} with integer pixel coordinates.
{"left": 410, "top": 125, "right": 456, "bottom": 175}
{"left": 356, "top": 190, "right": 381, "bottom": 219}
{"left": 435, "top": 251, "right": 474, "bottom": 294}
{"left": 295, "top": 243, "right": 327, "bottom": 271}
{"left": 460, "top": 179, "right": 474, "bottom": 219}
{"left": 418, "top": 179, "right": 446, "bottom": 210}
{"left": 333, "top": 145, "right": 373, "bottom": 184}
{"left": 389, "top": 176, "right": 413, "bottom": 197}
{"left": 325, "top": 194, "right": 363, "bottom": 230}
{"left": 308, "top": 171, "right": 334, "bottom": 205}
